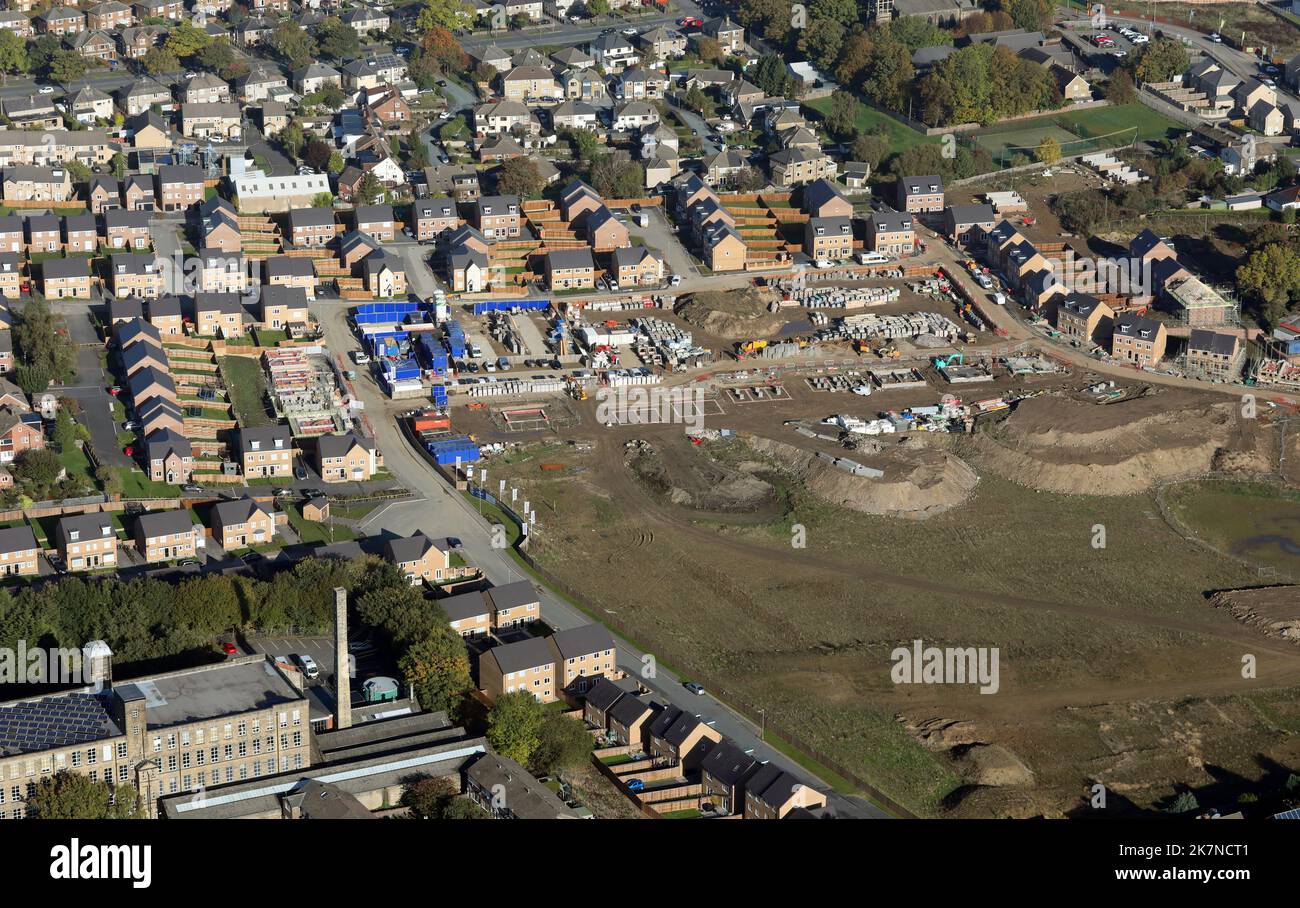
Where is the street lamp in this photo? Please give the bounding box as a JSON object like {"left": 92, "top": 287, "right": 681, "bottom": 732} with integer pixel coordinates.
{"left": 757, "top": 707, "right": 766, "bottom": 742}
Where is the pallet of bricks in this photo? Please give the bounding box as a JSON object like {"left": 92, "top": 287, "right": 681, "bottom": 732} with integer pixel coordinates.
{"left": 263, "top": 348, "right": 312, "bottom": 399}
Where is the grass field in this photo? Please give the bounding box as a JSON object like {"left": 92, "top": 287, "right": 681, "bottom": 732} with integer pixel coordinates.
{"left": 218, "top": 356, "right": 273, "bottom": 427}
{"left": 1165, "top": 480, "right": 1300, "bottom": 581}
{"left": 804, "top": 96, "right": 937, "bottom": 158}
{"left": 974, "top": 104, "right": 1184, "bottom": 166}
{"left": 482, "top": 432, "right": 1285, "bottom": 816}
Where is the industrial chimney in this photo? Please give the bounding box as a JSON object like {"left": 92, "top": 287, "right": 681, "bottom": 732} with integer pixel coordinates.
{"left": 334, "top": 588, "right": 352, "bottom": 730}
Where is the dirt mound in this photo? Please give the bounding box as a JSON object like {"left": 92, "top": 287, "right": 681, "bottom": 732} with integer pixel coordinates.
{"left": 957, "top": 744, "right": 1035, "bottom": 787}
{"left": 746, "top": 435, "right": 979, "bottom": 518}
{"left": 1208, "top": 586, "right": 1300, "bottom": 644}
{"left": 968, "top": 393, "right": 1249, "bottom": 495}
{"left": 624, "top": 438, "right": 777, "bottom": 513}
{"left": 673, "top": 289, "right": 784, "bottom": 341}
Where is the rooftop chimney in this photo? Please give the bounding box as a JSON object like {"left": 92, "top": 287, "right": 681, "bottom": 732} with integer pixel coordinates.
{"left": 334, "top": 588, "right": 352, "bottom": 730}
{"left": 83, "top": 640, "right": 113, "bottom": 691}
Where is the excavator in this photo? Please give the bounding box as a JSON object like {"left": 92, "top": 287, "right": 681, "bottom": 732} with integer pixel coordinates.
{"left": 933, "top": 351, "right": 965, "bottom": 371}
{"left": 736, "top": 339, "right": 768, "bottom": 359}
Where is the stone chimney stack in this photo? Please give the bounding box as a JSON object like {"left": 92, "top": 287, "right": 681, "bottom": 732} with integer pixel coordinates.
{"left": 334, "top": 587, "right": 352, "bottom": 730}
{"left": 82, "top": 640, "right": 113, "bottom": 690}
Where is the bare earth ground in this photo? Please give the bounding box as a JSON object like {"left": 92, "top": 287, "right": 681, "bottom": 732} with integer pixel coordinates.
{"left": 467, "top": 353, "right": 1300, "bottom": 816}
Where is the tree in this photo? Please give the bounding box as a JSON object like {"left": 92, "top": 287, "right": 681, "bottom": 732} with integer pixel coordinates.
{"left": 417, "top": 0, "right": 475, "bottom": 33}
{"left": 851, "top": 131, "right": 889, "bottom": 169}
{"left": 141, "top": 46, "right": 181, "bottom": 77}
{"left": 530, "top": 713, "right": 593, "bottom": 775}
{"left": 197, "top": 37, "right": 236, "bottom": 75}
{"left": 13, "top": 296, "right": 76, "bottom": 390}
{"left": 25, "top": 772, "right": 143, "bottom": 819}
{"left": 163, "top": 21, "right": 211, "bottom": 60}
{"left": 269, "top": 22, "right": 316, "bottom": 69}
{"left": 0, "top": 30, "right": 29, "bottom": 80}
{"left": 683, "top": 84, "right": 709, "bottom": 113}
{"left": 1132, "top": 37, "right": 1189, "bottom": 84}
{"left": 96, "top": 464, "right": 123, "bottom": 498}
{"left": 441, "top": 797, "right": 486, "bottom": 819}
{"left": 858, "top": 31, "right": 914, "bottom": 113}
{"left": 1237, "top": 242, "right": 1300, "bottom": 326}
{"left": 303, "top": 138, "right": 335, "bottom": 172}
{"left": 486, "top": 691, "right": 546, "bottom": 765}
{"left": 280, "top": 122, "right": 305, "bottom": 160}
{"left": 13, "top": 449, "right": 63, "bottom": 487}
{"left": 111, "top": 152, "right": 127, "bottom": 179}
{"left": 696, "top": 36, "right": 724, "bottom": 64}
{"left": 1106, "top": 69, "right": 1138, "bottom": 105}
{"left": 496, "top": 157, "right": 544, "bottom": 197}
{"left": 52, "top": 407, "right": 75, "bottom": 454}
{"left": 587, "top": 0, "right": 610, "bottom": 14}
{"left": 401, "top": 776, "right": 457, "bottom": 819}
{"left": 824, "top": 89, "right": 862, "bottom": 140}
{"left": 798, "top": 18, "right": 844, "bottom": 73}
{"left": 590, "top": 156, "right": 643, "bottom": 199}
{"left": 1035, "top": 135, "right": 1061, "bottom": 165}
{"left": 887, "top": 17, "right": 952, "bottom": 52}
{"left": 999, "top": 0, "right": 1052, "bottom": 32}
{"left": 1168, "top": 791, "right": 1200, "bottom": 814}
{"left": 356, "top": 172, "right": 385, "bottom": 205}
{"left": 327, "top": 151, "right": 345, "bottom": 174}
{"left": 407, "top": 130, "right": 430, "bottom": 170}
{"left": 316, "top": 16, "right": 361, "bottom": 61}
{"left": 397, "top": 628, "right": 472, "bottom": 713}
{"left": 48, "top": 50, "right": 89, "bottom": 83}
{"left": 753, "top": 53, "right": 789, "bottom": 97}
{"left": 312, "top": 192, "right": 334, "bottom": 208}
{"left": 422, "top": 26, "right": 468, "bottom": 74}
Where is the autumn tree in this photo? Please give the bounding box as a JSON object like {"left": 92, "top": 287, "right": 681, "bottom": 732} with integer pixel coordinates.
{"left": 486, "top": 691, "right": 546, "bottom": 765}
{"left": 26, "top": 772, "right": 143, "bottom": 819}
{"left": 495, "top": 157, "right": 544, "bottom": 198}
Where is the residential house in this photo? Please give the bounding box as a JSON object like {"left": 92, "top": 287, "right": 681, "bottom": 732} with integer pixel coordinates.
{"left": 41, "top": 258, "right": 91, "bottom": 299}
{"left": 108, "top": 253, "right": 163, "bottom": 299}
{"left": 546, "top": 248, "right": 596, "bottom": 290}
{"left": 264, "top": 256, "right": 317, "bottom": 300}
{"left": 143, "top": 428, "right": 192, "bottom": 484}
{"left": 354, "top": 204, "right": 396, "bottom": 242}
{"left": 547, "top": 624, "right": 617, "bottom": 697}
{"left": 210, "top": 498, "right": 275, "bottom": 550}
{"left": 612, "top": 245, "right": 663, "bottom": 287}
{"left": 804, "top": 216, "right": 854, "bottom": 262}
{"left": 0, "top": 408, "right": 44, "bottom": 464}
{"left": 0, "top": 526, "right": 39, "bottom": 577}
{"left": 70, "top": 85, "right": 114, "bottom": 124}
{"left": 134, "top": 509, "right": 200, "bottom": 563}
{"left": 702, "top": 16, "right": 745, "bottom": 53}
{"left": 487, "top": 580, "right": 540, "bottom": 627}
{"left": 87, "top": 174, "right": 120, "bottom": 214}
{"left": 126, "top": 366, "right": 176, "bottom": 409}
{"left": 287, "top": 208, "right": 337, "bottom": 247}
{"left": 361, "top": 251, "right": 406, "bottom": 298}
{"left": 148, "top": 296, "right": 182, "bottom": 336}
{"left": 943, "top": 203, "right": 997, "bottom": 246}
{"left": 801, "top": 179, "right": 853, "bottom": 219}
{"left": 1055, "top": 293, "right": 1114, "bottom": 346}
{"left": 648, "top": 704, "right": 722, "bottom": 771}
{"left": 701, "top": 222, "right": 747, "bottom": 272}
{"left": 607, "top": 694, "right": 657, "bottom": 750}
{"left": 56, "top": 513, "right": 117, "bottom": 572}
{"left": 383, "top": 533, "right": 449, "bottom": 585}
{"left": 411, "top": 198, "right": 458, "bottom": 242}
{"left": 104, "top": 209, "right": 152, "bottom": 249}
{"left": 259, "top": 285, "right": 310, "bottom": 330}
{"left": 195, "top": 249, "right": 247, "bottom": 295}
{"left": 316, "top": 432, "right": 379, "bottom": 482}
{"left": 867, "top": 211, "right": 915, "bottom": 256}
{"left": 1185, "top": 329, "right": 1246, "bottom": 382}
{"left": 613, "top": 101, "right": 659, "bottom": 132}
{"left": 700, "top": 740, "right": 760, "bottom": 816}
{"left": 744, "top": 763, "right": 828, "bottom": 819}
{"left": 1110, "top": 312, "right": 1167, "bottom": 368}
{"left": 4, "top": 167, "right": 72, "bottom": 203}
{"left": 155, "top": 165, "right": 206, "bottom": 212}
{"left": 37, "top": 5, "right": 85, "bottom": 35}
{"left": 25, "top": 214, "right": 62, "bottom": 253}
{"left": 479, "top": 636, "right": 557, "bottom": 703}
{"left": 181, "top": 102, "right": 242, "bottom": 141}
{"left": 469, "top": 195, "right": 521, "bottom": 239}
{"left": 239, "top": 425, "right": 292, "bottom": 478}
{"left": 768, "top": 147, "right": 836, "bottom": 188}
{"left": 897, "top": 175, "right": 945, "bottom": 214}
{"left": 122, "top": 174, "right": 157, "bottom": 211}
{"left": 194, "top": 291, "right": 247, "bottom": 336}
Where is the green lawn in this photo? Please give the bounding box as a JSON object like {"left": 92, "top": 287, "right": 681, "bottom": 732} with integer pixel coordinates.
{"left": 328, "top": 500, "right": 383, "bottom": 521}
{"left": 218, "top": 356, "right": 273, "bottom": 427}
{"left": 973, "top": 103, "right": 1185, "bottom": 166}
{"left": 660, "top": 808, "right": 702, "bottom": 819}
{"left": 286, "top": 504, "right": 357, "bottom": 545}
{"left": 58, "top": 443, "right": 94, "bottom": 484}
{"left": 113, "top": 468, "right": 179, "bottom": 500}
{"left": 600, "top": 753, "right": 634, "bottom": 766}
{"left": 804, "top": 96, "right": 936, "bottom": 157}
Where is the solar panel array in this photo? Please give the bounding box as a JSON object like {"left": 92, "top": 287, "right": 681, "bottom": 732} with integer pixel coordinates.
{"left": 1272, "top": 807, "right": 1300, "bottom": 820}
{"left": 0, "top": 693, "right": 116, "bottom": 756}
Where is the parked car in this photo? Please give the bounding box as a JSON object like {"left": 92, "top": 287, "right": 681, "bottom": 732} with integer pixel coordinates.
{"left": 181, "top": 483, "right": 203, "bottom": 493}
{"left": 684, "top": 681, "right": 706, "bottom": 695}
{"left": 625, "top": 778, "right": 646, "bottom": 792}
{"left": 294, "top": 463, "right": 308, "bottom": 481}
{"left": 295, "top": 654, "right": 320, "bottom": 679}
{"left": 121, "top": 420, "right": 140, "bottom": 431}
{"left": 1209, "top": 32, "right": 1222, "bottom": 43}
{"left": 222, "top": 642, "right": 238, "bottom": 655}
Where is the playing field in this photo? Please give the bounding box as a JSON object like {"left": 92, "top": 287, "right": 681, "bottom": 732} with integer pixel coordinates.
{"left": 973, "top": 103, "right": 1184, "bottom": 166}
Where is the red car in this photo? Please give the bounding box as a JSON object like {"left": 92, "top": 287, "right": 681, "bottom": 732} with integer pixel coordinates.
{"left": 108, "top": 386, "right": 121, "bottom": 396}
{"left": 678, "top": 16, "right": 702, "bottom": 27}
{"left": 123, "top": 445, "right": 134, "bottom": 457}
{"left": 222, "top": 642, "right": 238, "bottom": 655}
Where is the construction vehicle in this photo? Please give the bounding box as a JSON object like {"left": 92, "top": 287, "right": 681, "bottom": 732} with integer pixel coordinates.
{"left": 933, "top": 352, "right": 965, "bottom": 371}
{"left": 736, "top": 339, "right": 768, "bottom": 359}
